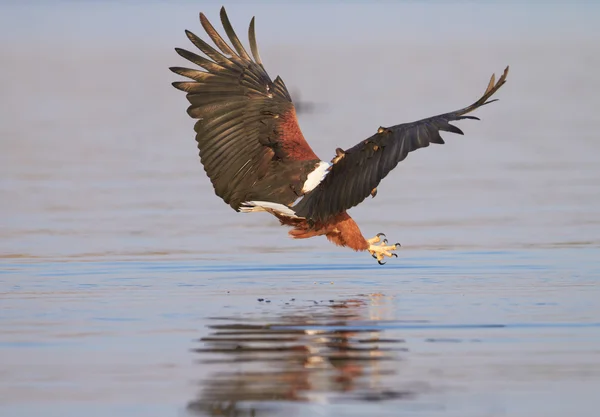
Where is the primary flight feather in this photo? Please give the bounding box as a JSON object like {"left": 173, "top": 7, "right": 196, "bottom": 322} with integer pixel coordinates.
{"left": 170, "top": 7, "right": 509, "bottom": 264}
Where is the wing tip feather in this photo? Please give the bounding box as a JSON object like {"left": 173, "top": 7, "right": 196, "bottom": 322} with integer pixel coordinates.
{"left": 447, "top": 123, "right": 464, "bottom": 135}
{"left": 184, "top": 29, "right": 197, "bottom": 42}
{"left": 171, "top": 81, "right": 188, "bottom": 91}
{"left": 199, "top": 12, "right": 209, "bottom": 25}
{"left": 248, "top": 16, "right": 263, "bottom": 65}
{"left": 219, "top": 4, "right": 251, "bottom": 60}
{"left": 485, "top": 73, "right": 496, "bottom": 95}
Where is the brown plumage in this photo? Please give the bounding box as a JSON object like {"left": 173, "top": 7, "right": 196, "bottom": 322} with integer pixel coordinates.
{"left": 170, "top": 7, "right": 509, "bottom": 264}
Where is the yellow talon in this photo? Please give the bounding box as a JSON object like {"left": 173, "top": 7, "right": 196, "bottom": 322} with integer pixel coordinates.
{"left": 367, "top": 234, "right": 400, "bottom": 264}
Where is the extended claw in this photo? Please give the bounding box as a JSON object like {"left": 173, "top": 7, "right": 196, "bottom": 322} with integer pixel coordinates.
{"left": 367, "top": 232, "right": 388, "bottom": 245}
{"left": 395, "top": 243, "right": 401, "bottom": 248}
{"left": 367, "top": 234, "right": 401, "bottom": 264}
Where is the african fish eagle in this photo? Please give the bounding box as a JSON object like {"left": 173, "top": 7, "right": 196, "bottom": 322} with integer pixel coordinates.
{"left": 170, "top": 7, "right": 509, "bottom": 264}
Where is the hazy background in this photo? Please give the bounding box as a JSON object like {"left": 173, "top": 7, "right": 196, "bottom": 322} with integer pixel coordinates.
{"left": 1, "top": 0, "right": 599, "bottom": 259}
{"left": 1, "top": 2, "right": 599, "bottom": 417}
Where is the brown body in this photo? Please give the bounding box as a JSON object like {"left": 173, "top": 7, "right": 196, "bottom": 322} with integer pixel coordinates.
{"left": 272, "top": 211, "right": 369, "bottom": 251}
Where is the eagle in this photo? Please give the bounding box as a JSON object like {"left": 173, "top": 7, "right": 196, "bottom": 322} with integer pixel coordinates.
{"left": 170, "top": 7, "right": 509, "bottom": 264}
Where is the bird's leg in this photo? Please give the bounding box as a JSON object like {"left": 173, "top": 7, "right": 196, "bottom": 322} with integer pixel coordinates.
{"left": 367, "top": 233, "right": 401, "bottom": 265}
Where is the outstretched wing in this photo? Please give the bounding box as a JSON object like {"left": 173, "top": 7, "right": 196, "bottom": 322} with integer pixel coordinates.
{"left": 294, "top": 66, "right": 509, "bottom": 223}
{"left": 170, "top": 7, "right": 320, "bottom": 210}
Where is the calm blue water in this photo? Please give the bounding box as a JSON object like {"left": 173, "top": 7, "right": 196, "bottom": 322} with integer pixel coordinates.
{"left": 2, "top": 249, "right": 600, "bottom": 416}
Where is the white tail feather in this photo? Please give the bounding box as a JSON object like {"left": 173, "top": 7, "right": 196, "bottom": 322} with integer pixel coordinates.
{"left": 239, "top": 201, "right": 298, "bottom": 218}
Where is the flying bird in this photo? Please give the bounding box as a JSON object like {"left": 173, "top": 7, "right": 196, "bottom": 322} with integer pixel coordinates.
{"left": 170, "top": 7, "right": 509, "bottom": 264}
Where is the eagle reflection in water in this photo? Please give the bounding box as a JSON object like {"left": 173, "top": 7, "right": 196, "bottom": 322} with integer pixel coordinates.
{"left": 186, "top": 298, "right": 414, "bottom": 416}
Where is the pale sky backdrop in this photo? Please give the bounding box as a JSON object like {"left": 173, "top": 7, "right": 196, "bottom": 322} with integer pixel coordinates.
{"left": 1, "top": 1, "right": 599, "bottom": 48}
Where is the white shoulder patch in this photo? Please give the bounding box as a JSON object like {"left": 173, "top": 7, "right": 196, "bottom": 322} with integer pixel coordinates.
{"left": 302, "top": 161, "right": 332, "bottom": 193}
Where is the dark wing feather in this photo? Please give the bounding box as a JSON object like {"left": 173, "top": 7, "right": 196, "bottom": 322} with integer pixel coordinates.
{"left": 248, "top": 17, "right": 264, "bottom": 67}
{"left": 170, "top": 7, "right": 320, "bottom": 210}
{"left": 294, "top": 66, "right": 509, "bottom": 223}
